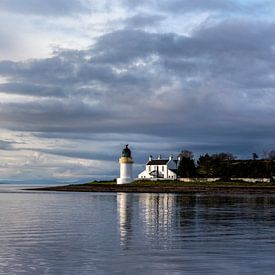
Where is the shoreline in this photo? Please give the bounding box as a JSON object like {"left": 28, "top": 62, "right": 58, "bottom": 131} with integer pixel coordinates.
{"left": 28, "top": 183, "right": 275, "bottom": 194}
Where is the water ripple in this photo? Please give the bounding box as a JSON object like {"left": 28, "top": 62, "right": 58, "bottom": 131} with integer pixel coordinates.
{"left": 0, "top": 187, "right": 275, "bottom": 274}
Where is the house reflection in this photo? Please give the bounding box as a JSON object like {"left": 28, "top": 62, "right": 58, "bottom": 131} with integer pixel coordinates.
{"left": 117, "top": 193, "right": 185, "bottom": 246}
{"left": 139, "top": 194, "right": 175, "bottom": 236}
{"left": 117, "top": 193, "right": 275, "bottom": 249}
{"left": 117, "top": 193, "right": 199, "bottom": 247}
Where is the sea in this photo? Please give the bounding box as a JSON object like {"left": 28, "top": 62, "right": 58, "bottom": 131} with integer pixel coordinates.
{"left": 1, "top": 184, "right": 275, "bottom": 274}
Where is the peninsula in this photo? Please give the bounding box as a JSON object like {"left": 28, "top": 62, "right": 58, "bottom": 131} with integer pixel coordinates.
{"left": 31, "top": 180, "right": 275, "bottom": 194}
{"left": 30, "top": 145, "right": 275, "bottom": 194}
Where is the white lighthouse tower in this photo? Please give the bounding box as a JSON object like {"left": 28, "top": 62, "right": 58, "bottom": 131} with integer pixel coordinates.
{"left": 117, "top": 144, "right": 134, "bottom": 184}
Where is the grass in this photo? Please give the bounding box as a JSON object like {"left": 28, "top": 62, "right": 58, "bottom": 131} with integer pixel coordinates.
{"left": 78, "top": 180, "right": 116, "bottom": 185}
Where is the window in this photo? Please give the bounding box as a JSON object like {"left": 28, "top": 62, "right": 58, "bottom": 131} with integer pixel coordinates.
{"left": 162, "top": 166, "right": 164, "bottom": 171}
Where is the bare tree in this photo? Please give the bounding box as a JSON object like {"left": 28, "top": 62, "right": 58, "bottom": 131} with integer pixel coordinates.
{"left": 252, "top": 153, "right": 258, "bottom": 160}
{"left": 268, "top": 150, "right": 275, "bottom": 160}
{"left": 263, "top": 150, "right": 275, "bottom": 160}
{"left": 212, "top": 153, "right": 235, "bottom": 161}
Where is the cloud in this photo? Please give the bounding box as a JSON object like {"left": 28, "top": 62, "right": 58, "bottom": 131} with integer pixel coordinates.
{"left": 0, "top": 82, "right": 67, "bottom": 97}
{"left": 122, "top": 0, "right": 237, "bottom": 12}
{"left": 0, "top": 140, "right": 13, "bottom": 150}
{"left": 0, "top": 20, "right": 275, "bottom": 142}
{"left": 0, "top": 0, "right": 89, "bottom": 16}
{"left": 1, "top": 1, "right": 275, "bottom": 181}
{"left": 157, "top": 0, "right": 237, "bottom": 13}
{"left": 123, "top": 13, "right": 166, "bottom": 29}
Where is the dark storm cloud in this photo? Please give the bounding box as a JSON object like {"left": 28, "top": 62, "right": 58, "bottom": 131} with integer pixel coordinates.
{"left": 0, "top": 83, "right": 67, "bottom": 97}
{"left": 1, "top": 20, "right": 275, "bottom": 94}
{"left": 0, "top": 49, "right": 152, "bottom": 99}
{"left": 35, "top": 148, "right": 115, "bottom": 161}
{"left": 0, "top": 140, "right": 13, "bottom": 150}
{"left": 1, "top": 16, "right": 275, "bottom": 157}
{"left": 0, "top": 99, "right": 116, "bottom": 132}
{"left": 0, "top": 0, "right": 88, "bottom": 16}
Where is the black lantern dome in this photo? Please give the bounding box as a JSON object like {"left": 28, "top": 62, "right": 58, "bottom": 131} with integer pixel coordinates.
{"left": 122, "top": 144, "right": 131, "bottom": 158}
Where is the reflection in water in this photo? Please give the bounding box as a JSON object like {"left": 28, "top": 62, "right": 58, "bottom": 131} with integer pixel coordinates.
{"left": 139, "top": 194, "right": 175, "bottom": 242}
{"left": 117, "top": 193, "right": 134, "bottom": 247}
{"left": 117, "top": 193, "right": 199, "bottom": 247}
{"left": 2, "top": 187, "right": 275, "bottom": 274}
{"left": 117, "top": 193, "right": 275, "bottom": 253}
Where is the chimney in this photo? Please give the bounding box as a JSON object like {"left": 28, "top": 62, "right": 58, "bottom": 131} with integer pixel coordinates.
{"left": 148, "top": 155, "right": 152, "bottom": 161}
{"left": 169, "top": 154, "right": 173, "bottom": 161}
{"left": 157, "top": 154, "right": 162, "bottom": 160}
{"left": 178, "top": 155, "right": 181, "bottom": 161}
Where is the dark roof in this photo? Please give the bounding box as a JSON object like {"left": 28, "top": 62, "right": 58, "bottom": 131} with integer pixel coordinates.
{"left": 147, "top": 159, "right": 169, "bottom": 165}
{"left": 169, "top": 169, "right": 178, "bottom": 173}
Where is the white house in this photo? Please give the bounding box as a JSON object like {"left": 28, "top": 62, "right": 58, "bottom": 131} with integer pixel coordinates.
{"left": 138, "top": 155, "right": 179, "bottom": 180}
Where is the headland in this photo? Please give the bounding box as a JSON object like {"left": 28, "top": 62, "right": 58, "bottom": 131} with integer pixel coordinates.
{"left": 29, "top": 180, "right": 275, "bottom": 194}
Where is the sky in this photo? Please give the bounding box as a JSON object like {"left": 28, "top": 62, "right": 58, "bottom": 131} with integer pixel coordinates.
{"left": 0, "top": 0, "right": 275, "bottom": 183}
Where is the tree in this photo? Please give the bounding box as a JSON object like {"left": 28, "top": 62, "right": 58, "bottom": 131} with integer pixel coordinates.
{"left": 197, "top": 154, "right": 214, "bottom": 177}
{"left": 178, "top": 150, "right": 194, "bottom": 159}
{"left": 196, "top": 153, "right": 235, "bottom": 178}
{"left": 211, "top": 153, "right": 235, "bottom": 161}
{"left": 177, "top": 150, "right": 196, "bottom": 177}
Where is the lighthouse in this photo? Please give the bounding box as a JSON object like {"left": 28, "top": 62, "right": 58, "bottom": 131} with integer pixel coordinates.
{"left": 117, "top": 144, "right": 134, "bottom": 184}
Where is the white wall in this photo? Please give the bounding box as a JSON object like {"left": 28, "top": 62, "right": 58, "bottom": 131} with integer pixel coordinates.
{"left": 117, "top": 163, "right": 133, "bottom": 184}
{"left": 167, "top": 169, "right": 177, "bottom": 179}
{"left": 120, "top": 163, "right": 132, "bottom": 179}
{"left": 179, "top": 178, "right": 220, "bottom": 182}
{"left": 138, "top": 170, "right": 148, "bottom": 179}
{"left": 138, "top": 164, "right": 177, "bottom": 180}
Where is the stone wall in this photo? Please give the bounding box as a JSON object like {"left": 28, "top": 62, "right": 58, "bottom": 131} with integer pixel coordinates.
{"left": 230, "top": 178, "right": 270, "bottom": 183}
{"left": 178, "top": 178, "right": 220, "bottom": 182}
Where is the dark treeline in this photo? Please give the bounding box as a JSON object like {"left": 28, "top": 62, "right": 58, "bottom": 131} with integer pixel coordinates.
{"left": 177, "top": 150, "right": 275, "bottom": 179}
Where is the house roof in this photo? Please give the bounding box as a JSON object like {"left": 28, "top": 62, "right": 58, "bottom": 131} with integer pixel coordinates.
{"left": 147, "top": 159, "right": 179, "bottom": 165}
{"left": 169, "top": 169, "right": 177, "bottom": 174}
{"left": 147, "top": 159, "right": 169, "bottom": 165}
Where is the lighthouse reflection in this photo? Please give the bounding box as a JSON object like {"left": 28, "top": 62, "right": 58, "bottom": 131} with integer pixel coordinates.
{"left": 117, "top": 193, "right": 134, "bottom": 247}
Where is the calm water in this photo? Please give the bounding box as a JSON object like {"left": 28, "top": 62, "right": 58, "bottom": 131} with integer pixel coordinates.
{"left": 1, "top": 186, "right": 275, "bottom": 274}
